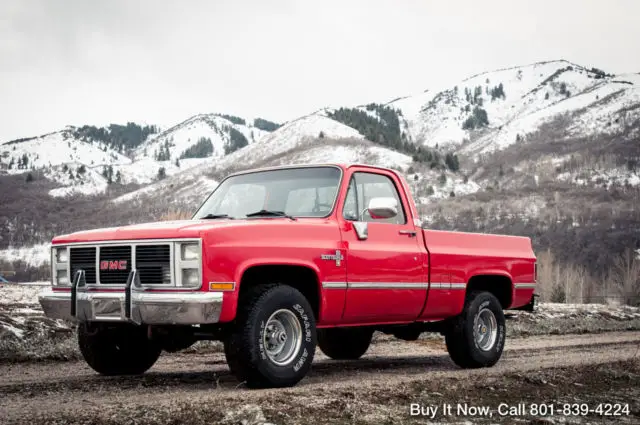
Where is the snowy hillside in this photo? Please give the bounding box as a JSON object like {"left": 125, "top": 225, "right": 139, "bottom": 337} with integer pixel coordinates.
{"left": 0, "top": 114, "right": 280, "bottom": 197}
{"left": 134, "top": 113, "right": 271, "bottom": 161}
{"left": 1, "top": 129, "right": 132, "bottom": 172}
{"left": 215, "top": 113, "right": 364, "bottom": 169}
{"left": 111, "top": 113, "right": 411, "bottom": 208}
{"left": 388, "top": 60, "right": 640, "bottom": 157}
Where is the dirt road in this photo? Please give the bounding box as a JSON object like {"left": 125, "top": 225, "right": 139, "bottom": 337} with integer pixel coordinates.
{"left": 1, "top": 331, "right": 639, "bottom": 424}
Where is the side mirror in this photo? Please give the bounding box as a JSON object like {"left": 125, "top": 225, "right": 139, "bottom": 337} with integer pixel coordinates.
{"left": 367, "top": 197, "right": 398, "bottom": 219}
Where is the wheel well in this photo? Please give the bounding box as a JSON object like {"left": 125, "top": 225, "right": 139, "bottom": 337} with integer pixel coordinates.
{"left": 239, "top": 265, "right": 321, "bottom": 320}
{"left": 467, "top": 275, "right": 513, "bottom": 309}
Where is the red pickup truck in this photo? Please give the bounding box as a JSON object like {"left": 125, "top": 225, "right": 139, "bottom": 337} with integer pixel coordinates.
{"left": 40, "top": 163, "right": 536, "bottom": 388}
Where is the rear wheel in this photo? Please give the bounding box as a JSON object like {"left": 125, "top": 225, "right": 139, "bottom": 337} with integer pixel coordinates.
{"left": 445, "top": 291, "right": 506, "bottom": 368}
{"left": 224, "top": 285, "right": 317, "bottom": 388}
{"left": 78, "top": 323, "right": 161, "bottom": 375}
{"left": 318, "top": 327, "right": 373, "bottom": 360}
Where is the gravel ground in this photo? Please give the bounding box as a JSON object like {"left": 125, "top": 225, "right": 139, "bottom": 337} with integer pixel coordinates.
{"left": 0, "top": 332, "right": 639, "bottom": 424}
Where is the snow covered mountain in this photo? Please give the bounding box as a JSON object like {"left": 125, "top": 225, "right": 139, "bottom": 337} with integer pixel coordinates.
{"left": 0, "top": 114, "right": 281, "bottom": 197}
{"left": 1, "top": 59, "right": 639, "bottom": 235}
{"left": 389, "top": 60, "right": 640, "bottom": 155}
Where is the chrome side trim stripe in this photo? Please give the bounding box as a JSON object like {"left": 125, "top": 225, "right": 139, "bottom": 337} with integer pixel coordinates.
{"left": 349, "top": 282, "right": 430, "bottom": 289}
{"left": 320, "top": 282, "right": 467, "bottom": 290}
{"left": 322, "top": 282, "right": 348, "bottom": 289}
{"left": 321, "top": 281, "right": 536, "bottom": 290}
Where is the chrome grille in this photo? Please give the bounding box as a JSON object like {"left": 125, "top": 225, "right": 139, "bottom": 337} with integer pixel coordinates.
{"left": 136, "top": 245, "right": 171, "bottom": 285}
{"left": 60, "top": 240, "right": 197, "bottom": 288}
{"left": 70, "top": 247, "right": 97, "bottom": 284}
{"left": 99, "top": 246, "right": 132, "bottom": 285}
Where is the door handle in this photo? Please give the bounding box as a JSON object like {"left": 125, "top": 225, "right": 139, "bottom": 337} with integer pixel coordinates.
{"left": 399, "top": 230, "right": 417, "bottom": 237}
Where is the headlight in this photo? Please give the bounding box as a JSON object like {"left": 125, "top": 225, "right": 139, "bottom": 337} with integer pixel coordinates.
{"left": 55, "top": 248, "right": 68, "bottom": 263}
{"left": 52, "top": 246, "right": 69, "bottom": 286}
{"left": 181, "top": 243, "right": 200, "bottom": 261}
{"left": 56, "top": 269, "right": 69, "bottom": 286}
{"left": 181, "top": 268, "right": 200, "bottom": 288}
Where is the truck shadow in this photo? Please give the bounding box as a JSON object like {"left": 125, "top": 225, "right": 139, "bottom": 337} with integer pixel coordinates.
{"left": 1, "top": 353, "right": 456, "bottom": 397}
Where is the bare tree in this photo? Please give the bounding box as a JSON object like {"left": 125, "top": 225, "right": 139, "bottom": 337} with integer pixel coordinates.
{"left": 611, "top": 248, "right": 640, "bottom": 306}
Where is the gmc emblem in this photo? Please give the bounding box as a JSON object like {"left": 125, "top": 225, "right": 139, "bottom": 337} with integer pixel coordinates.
{"left": 100, "top": 260, "right": 128, "bottom": 271}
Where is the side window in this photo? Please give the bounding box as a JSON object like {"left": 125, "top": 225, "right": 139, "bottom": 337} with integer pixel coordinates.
{"left": 342, "top": 172, "right": 406, "bottom": 224}
{"left": 342, "top": 178, "right": 359, "bottom": 221}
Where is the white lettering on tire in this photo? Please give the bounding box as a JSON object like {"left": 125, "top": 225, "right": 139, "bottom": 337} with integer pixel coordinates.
{"left": 259, "top": 320, "right": 267, "bottom": 360}
{"left": 293, "top": 348, "right": 308, "bottom": 372}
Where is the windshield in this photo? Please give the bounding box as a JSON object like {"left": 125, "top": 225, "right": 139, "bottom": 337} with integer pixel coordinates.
{"left": 193, "top": 166, "right": 342, "bottom": 219}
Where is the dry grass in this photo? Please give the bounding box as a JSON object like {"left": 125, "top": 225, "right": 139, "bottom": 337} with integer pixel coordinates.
{"left": 535, "top": 248, "right": 640, "bottom": 305}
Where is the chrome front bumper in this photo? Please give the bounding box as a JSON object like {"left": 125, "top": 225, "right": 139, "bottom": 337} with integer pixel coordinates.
{"left": 39, "top": 290, "right": 223, "bottom": 325}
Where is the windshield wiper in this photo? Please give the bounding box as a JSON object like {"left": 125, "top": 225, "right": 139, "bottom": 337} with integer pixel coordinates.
{"left": 245, "top": 209, "right": 297, "bottom": 221}
{"left": 199, "top": 213, "right": 234, "bottom": 220}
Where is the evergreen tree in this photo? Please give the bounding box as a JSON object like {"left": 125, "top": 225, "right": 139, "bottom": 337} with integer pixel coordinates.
{"left": 155, "top": 140, "right": 171, "bottom": 161}
{"left": 462, "top": 107, "right": 489, "bottom": 130}
{"left": 21, "top": 154, "right": 28, "bottom": 168}
{"left": 224, "top": 128, "right": 249, "bottom": 154}
{"left": 490, "top": 83, "right": 506, "bottom": 101}
{"left": 445, "top": 153, "right": 460, "bottom": 172}
{"left": 438, "top": 173, "right": 447, "bottom": 185}
{"left": 102, "top": 165, "right": 114, "bottom": 184}
{"left": 253, "top": 118, "right": 281, "bottom": 132}
{"left": 72, "top": 122, "right": 158, "bottom": 153}
{"left": 217, "top": 114, "right": 246, "bottom": 125}
{"left": 181, "top": 137, "right": 213, "bottom": 159}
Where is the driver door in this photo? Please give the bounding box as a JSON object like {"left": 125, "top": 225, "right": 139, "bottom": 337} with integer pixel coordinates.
{"left": 340, "top": 170, "right": 427, "bottom": 323}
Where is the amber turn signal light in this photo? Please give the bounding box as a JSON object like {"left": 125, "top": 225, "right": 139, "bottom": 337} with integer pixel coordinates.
{"left": 209, "top": 282, "right": 235, "bottom": 291}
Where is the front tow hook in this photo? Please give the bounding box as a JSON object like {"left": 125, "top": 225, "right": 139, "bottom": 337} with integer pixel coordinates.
{"left": 70, "top": 269, "right": 86, "bottom": 318}
{"left": 125, "top": 270, "right": 142, "bottom": 325}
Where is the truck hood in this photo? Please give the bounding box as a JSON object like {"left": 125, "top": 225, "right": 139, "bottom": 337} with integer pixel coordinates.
{"left": 52, "top": 220, "right": 242, "bottom": 244}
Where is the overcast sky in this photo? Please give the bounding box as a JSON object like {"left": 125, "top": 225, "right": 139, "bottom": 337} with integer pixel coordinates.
{"left": 1, "top": 0, "right": 638, "bottom": 141}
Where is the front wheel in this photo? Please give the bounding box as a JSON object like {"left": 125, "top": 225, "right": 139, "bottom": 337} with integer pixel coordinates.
{"left": 224, "top": 285, "right": 317, "bottom": 388}
{"left": 78, "top": 323, "right": 161, "bottom": 375}
{"left": 445, "top": 291, "right": 506, "bottom": 368}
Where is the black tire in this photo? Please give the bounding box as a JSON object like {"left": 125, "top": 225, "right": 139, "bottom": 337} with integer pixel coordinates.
{"left": 78, "top": 323, "right": 161, "bottom": 376}
{"left": 445, "top": 291, "right": 506, "bottom": 369}
{"left": 224, "top": 285, "right": 317, "bottom": 388}
{"left": 318, "top": 327, "right": 373, "bottom": 360}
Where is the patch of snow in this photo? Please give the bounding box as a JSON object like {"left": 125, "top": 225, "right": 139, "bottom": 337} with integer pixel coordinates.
{"left": 1, "top": 129, "right": 131, "bottom": 174}
{"left": 134, "top": 114, "right": 269, "bottom": 162}
{"left": 0, "top": 243, "right": 50, "bottom": 267}
{"left": 0, "top": 283, "right": 46, "bottom": 305}
{"left": 0, "top": 321, "right": 25, "bottom": 338}
{"left": 216, "top": 113, "right": 365, "bottom": 169}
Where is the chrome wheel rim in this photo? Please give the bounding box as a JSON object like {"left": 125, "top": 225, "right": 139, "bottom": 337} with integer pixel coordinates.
{"left": 263, "top": 309, "right": 303, "bottom": 366}
{"left": 474, "top": 308, "right": 498, "bottom": 351}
